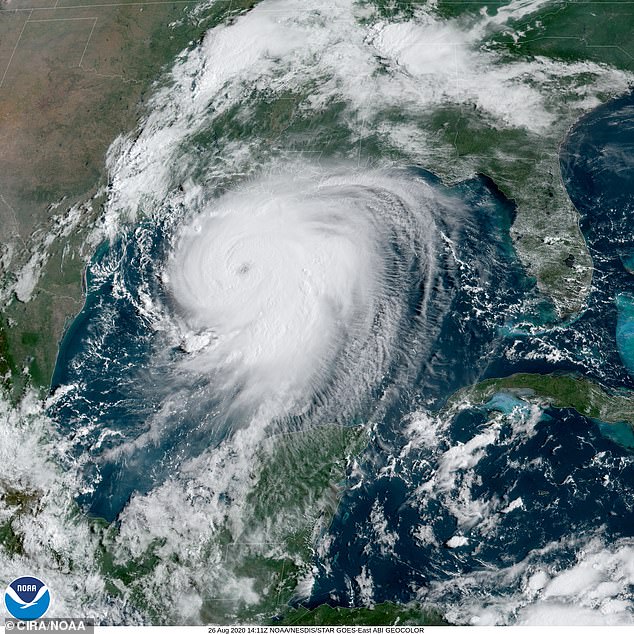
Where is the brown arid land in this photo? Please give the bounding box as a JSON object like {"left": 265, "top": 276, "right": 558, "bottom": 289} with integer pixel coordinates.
{"left": 0, "top": 0, "right": 214, "bottom": 392}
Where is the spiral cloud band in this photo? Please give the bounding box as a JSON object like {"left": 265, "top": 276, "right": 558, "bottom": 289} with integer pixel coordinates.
{"left": 164, "top": 167, "right": 451, "bottom": 428}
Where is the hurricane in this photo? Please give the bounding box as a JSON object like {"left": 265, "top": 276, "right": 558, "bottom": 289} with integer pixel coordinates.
{"left": 165, "top": 168, "right": 442, "bottom": 427}
{"left": 51, "top": 163, "right": 483, "bottom": 521}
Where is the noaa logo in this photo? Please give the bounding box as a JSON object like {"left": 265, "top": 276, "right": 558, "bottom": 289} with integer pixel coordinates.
{"left": 4, "top": 576, "right": 51, "bottom": 620}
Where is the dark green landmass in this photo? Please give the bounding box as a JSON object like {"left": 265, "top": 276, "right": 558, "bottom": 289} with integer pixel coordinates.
{"left": 228, "top": 424, "right": 368, "bottom": 622}
{"left": 428, "top": 0, "right": 633, "bottom": 315}
{"left": 0, "top": 482, "right": 40, "bottom": 556}
{"left": 0, "top": 320, "right": 16, "bottom": 392}
{"left": 272, "top": 602, "right": 448, "bottom": 626}
{"left": 247, "top": 424, "right": 366, "bottom": 529}
{"left": 454, "top": 372, "right": 634, "bottom": 425}
{"left": 0, "top": 521, "right": 23, "bottom": 557}
{"left": 489, "top": 1, "right": 634, "bottom": 71}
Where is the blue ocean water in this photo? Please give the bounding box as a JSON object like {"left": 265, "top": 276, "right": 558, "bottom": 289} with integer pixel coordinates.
{"left": 49, "top": 93, "right": 634, "bottom": 615}
{"left": 307, "top": 95, "right": 634, "bottom": 609}
{"left": 50, "top": 225, "right": 179, "bottom": 519}
{"left": 51, "top": 168, "right": 533, "bottom": 521}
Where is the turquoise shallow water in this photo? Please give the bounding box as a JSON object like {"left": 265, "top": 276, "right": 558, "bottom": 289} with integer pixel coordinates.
{"left": 597, "top": 420, "right": 634, "bottom": 449}
{"left": 620, "top": 253, "right": 634, "bottom": 275}
{"left": 617, "top": 293, "right": 634, "bottom": 375}
{"left": 484, "top": 392, "right": 533, "bottom": 415}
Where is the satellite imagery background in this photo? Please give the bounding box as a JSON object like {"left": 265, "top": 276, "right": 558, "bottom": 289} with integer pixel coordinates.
{"left": 1, "top": 0, "right": 634, "bottom": 625}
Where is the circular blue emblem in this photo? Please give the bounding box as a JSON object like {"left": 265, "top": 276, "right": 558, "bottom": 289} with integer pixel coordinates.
{"left": 4, "top": 576, "right": 51, "bottom": 620}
